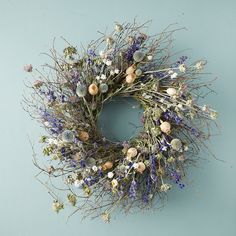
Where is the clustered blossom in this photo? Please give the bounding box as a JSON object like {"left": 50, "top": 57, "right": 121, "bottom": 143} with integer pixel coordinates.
{"left": 24, "top": 20, "right": 218, "bottom": 221}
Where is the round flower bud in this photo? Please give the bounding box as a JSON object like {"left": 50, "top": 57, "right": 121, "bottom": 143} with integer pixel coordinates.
{"left": 125, "top": 73, "right": 136, "bottom": 83}
{"left": 78, "top": 131, "right": 89, "bottom": 142}
{"left": 136, "top": 162, "right": 146, "bottom": 173}
{"left": 133, "top": 51, "right": 144, "bottom": 62}
{"left": 135, "top": 69, "right": 142, "bottom": 76}
{"left": 62, "top": 130, "right": 75, "bottom": 142}
{"left": 76, "top": 83, "right": 87, "bottom": 97}
{"left": 127, "top": 147, "right": 138, "bottom": 160}
{"left": 86, "top": 158, "right": 96, "bottom": 167}
{"left": 99, "top": 83, "right": 108, "bottom": 93}
{"left": 102, "top": 161, "right": 113, "bottom": 170}
{"left": 166, "top": 88, "right": 177, "bottom": 96}
{"left": 126, "top": 65, "right": 136, "bottom": 75}
{"left": 88, "top": 83, "right": 99, "bottom": 95}
{"left": 160, "top": 121, "right": 171, "bottom": 134}
{"left": 170, "top": 138, "right": 182, "bottom": 151}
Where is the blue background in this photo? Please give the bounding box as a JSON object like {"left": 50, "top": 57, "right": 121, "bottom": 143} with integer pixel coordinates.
{"left": 0, "top": 0, "right": 235, "bottom": 235}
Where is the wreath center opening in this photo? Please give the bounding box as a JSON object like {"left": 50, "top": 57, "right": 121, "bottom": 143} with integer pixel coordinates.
{"left": 97, "top": 96, "right": 144, "bottom": 142}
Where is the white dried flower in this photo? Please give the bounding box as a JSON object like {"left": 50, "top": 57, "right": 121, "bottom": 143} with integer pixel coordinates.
{"left": 101, "top": 74, "right": 107, "bottom": 80}
{"left": 195, "top": 60, "right": 207, "bottom": 71}
{"left": 147, "top": 55, "right": 153, "bottom": 60}
{"left": 92, "top": 166, "right": 98, "bottom": 172}
{"left": 107, "top": 172, "right": 114, "bottom": 179}
{"left": 170, "top": 72, "right": 178, "bottom": 79}
{"left": 210, "top": 111, "right": 218, "bottom": 120}
{"left": 179, "top": 64, "right": 186, "bottom": 73}
{"left": 133, "top": 163, "right": 139, "bottom": 169}
{"left": 115, "top": 23, "right": 123, "bottom": 32}
{"left": 114, "top": 68, "right": 120, "bottom": 74}
{"left": 105, "top": 60, "right": 112, "bottom": 66}
{"left": 160, "top": 183, "right": 172, "bottom": 192}
{"left": 166, "top": 87, "right": 177, "bottom": 96}
{"left": 106, "top": 37, "right": 114, "bottom": 45}
{"left": 74, "top": 179, "right": 84, "bottom": 188}
{"left": 99, "top": 50, "right": 106, "bottom": 59}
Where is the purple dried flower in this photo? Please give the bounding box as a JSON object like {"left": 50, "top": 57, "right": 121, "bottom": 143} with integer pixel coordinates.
{"left": 129, "top": 180, "right": 137, "bottom": 199}
{"left": 150, "top": 155, "right": 158, "bottom": 182}
{"left": 39, "top": 107, "right": 63, "bottom": 134}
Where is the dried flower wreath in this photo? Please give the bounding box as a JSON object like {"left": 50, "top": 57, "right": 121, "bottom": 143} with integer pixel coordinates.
{"left": 23, "top": 20, "right": 218, "bottom": 222}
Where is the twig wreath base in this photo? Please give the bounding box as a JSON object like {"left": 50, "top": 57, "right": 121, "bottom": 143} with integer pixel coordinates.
{"left": 23, "top": 20, "right": 218, "bottom": 222}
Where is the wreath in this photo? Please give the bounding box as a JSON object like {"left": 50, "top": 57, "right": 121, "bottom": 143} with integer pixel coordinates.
{"left": 23, "top": 20, "right": 218, "bottom": 222}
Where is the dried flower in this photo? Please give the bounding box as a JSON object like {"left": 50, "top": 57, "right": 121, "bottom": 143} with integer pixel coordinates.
{"left": 88, "top": 83, "right": 99, "bottom": 95}
{"left": 101, "top": 212, "right": 110, "bottom": 223}
{"left": 160, "top": 121, "right": 171, "bottom": 134}
{"left": 61, "top": 130, "right": 75, "bottom": 143}
{"left": 23, "top": 64, "right": 33, "bottom": 72}
{"left": 67, "top": 194, "right": 77, "bottom": 206}
{"left": 135, "top": 68, "right": 142, "bottom": 76}
{"left": 78, "top": 131, "right": 89, "bottom": 142}
{"left": 170, "top": 138, "right": 182, "bottom": 151}
{"left": 136, "top": 162, "right": 146, "bottom": 173}
{"left": 126, "top": 147, "right": 138, "bottom": 160}
{"left": 107, "top": 172, "right": 114, "bottom": 179}
{"left": 166, "top": 87, "right": 177, "bottom": 96}
{"left": 111, "top": 179, "right": 118, "bottom": 188}
{"left": 126, "top": 65, "right": 136, "bottom": 75}
{"left": 195, "top": 60, "right": 207, "bottom": 71}
{"left": 102, "top": 161, "right": 113, "bottom": 170}
{"left": 133, "top": 50, "right": 144, "bottom": 62}
{"left": 115, "top": 23, "right": 123, "bottom": 32}
{"left": 99, "top": 83, "right": 109, "bottom": 93}
{"left": 106, "top": 37, "right": 114, "bottom": 45}
{"left": 125, "top": 73, "right": 136, "bottom": 83}
{"left": 76, "top": 83, "right": 87, "bottom": 97}
{"left": 160, "top": 183, "right": 171, "bottom": 192}
{"left": 52, "top": 200, "right": 64, "bottom": 213}
{"left": 178, "top": 64, "right": 186, "bottom": 73}
{"left": 74, "top": 179, "right": 84, "bottom": 188}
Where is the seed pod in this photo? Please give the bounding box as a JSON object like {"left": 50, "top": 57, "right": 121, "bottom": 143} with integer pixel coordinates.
{"left": 76, "top": 83, "right": 87, "bottom": 97}
{"left": 133, "top": 51, "right": 144, "bottom": 62}
{"left": 62, "top": 130, "right": 75, "bottom": 142}
{"left": 127, "top": 147, "right": 138, "bottom": 160}
{"left": 102, "top": 161, "right": 113, "bottom": 170}
{"left": 160, "top": 121, "right": 171, "bottom": 134}
{"left": 166, "top": 88, "right": 177, "bottom": 96}
{"left": 125, "top": 73, "right": 136, "bottom": 83}
{"left": 126, "top": 65, "right": 136, "bottom": 75}
{"left": 135, "top": 69, "right": 142, "bottom": 76}
{"left": 170, "top": 138, "right": 182, "bottom": 151}
{"left": 78, "top": 131, "right": 89, "bottom": 142}
{"left": 136, "top": 162, "right": 146, "bottom": 173}
{"left": 99, "top": 83, "right": 108, "bottom": 93}
{"left": 88, "top": 83, "right": 99, "bottom": 95}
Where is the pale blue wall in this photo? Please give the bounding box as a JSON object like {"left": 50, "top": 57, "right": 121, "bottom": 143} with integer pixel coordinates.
{"left": 0, "top": 0, "right": 235, "bottom": 235}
